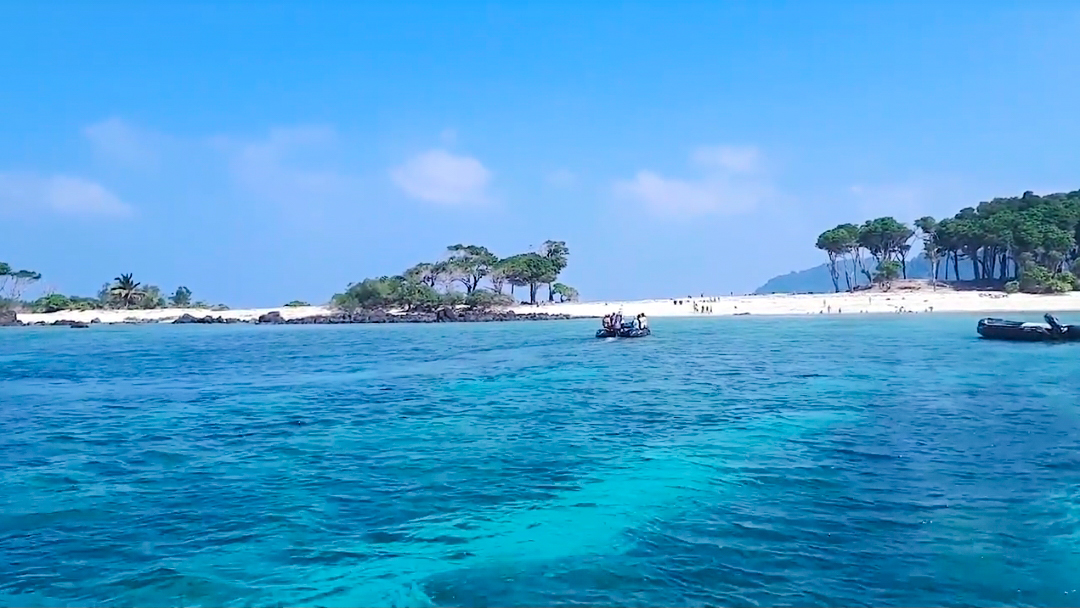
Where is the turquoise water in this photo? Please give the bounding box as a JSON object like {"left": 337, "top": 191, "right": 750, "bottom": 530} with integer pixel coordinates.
{"left": 2, "top": 315, "right": 1080, "bottom": 607}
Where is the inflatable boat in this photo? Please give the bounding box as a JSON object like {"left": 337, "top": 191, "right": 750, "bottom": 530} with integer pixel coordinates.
{"left": 977, "top": 314, "right": 1080, "bottom": 342}
{"left": 596, "top": 322, "right": 651, "bottom": 338}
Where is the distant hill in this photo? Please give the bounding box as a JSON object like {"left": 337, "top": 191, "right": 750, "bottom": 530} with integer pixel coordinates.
{"left": 754, "top": 257, "right": 975, "bottom": 294}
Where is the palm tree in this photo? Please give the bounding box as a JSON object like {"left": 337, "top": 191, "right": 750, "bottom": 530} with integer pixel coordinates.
{"left": 110, "top": 273, "right": 145, "bottom": 308}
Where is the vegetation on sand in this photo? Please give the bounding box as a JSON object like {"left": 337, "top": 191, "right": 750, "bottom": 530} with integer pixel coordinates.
{"left": 332, "top": 241, "right": 574, "bottom": 311}
{"left": 816, "top": 189, "right": 1080, "bottom": 293}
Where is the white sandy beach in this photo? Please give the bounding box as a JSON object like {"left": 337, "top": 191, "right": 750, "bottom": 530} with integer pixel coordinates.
{"left": 16, "top": 305, "right": 334, "bottom": 325}
{"left": 510, "top": 290, "right": 1080, "bottom": 318}
{"left": 15, "top": 289, "right": 1080, "bottom": 325}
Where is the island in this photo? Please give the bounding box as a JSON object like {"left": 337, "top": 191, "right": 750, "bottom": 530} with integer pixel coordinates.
{"left": 5, "top": 188, "right": 1080, "bottom": 328}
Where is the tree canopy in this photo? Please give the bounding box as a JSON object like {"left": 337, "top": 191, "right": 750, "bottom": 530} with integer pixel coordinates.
{"left": 815, "top": 189, "right": 1080, "bottom": 294}
{"left": 0, "top": 263, "right": 218, "bottom": 313}
{"left": 0, "top": 263, "right": 41, "bottom": 306}
{"left": 332, "top": 241, "right": 573, "bottom": 311}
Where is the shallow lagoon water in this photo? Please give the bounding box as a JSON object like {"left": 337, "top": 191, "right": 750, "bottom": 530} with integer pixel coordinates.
{"left": 2, "top": 314, "right": 1079, "bottom": 607}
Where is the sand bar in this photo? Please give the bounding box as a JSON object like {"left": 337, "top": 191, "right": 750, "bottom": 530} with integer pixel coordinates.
{"left": 13, "top": 289, "right": 1080, "bottom": 325}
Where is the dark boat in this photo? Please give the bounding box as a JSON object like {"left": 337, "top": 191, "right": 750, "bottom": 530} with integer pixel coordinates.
{"left": 596, "top": 321, "right": 651, "bottom": 338}
{"left": 977, "top": 314, "right": 1080, "bottom": 342}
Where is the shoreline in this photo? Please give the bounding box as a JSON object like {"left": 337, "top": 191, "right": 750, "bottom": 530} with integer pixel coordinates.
{"left": 508, "top": 290, "right": 1080, "bottom": 318}
{"left": 6, "top": 290, "right": 1080, "bottom": 326}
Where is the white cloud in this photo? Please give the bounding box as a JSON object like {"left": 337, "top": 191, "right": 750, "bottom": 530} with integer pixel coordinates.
{"left": 217, "top": 126, "right": 358, "bottom": 206}
{"left": 614, "top": 144, "right": 774, "bottom": 218}
{"left": 614, "top": 171, "right": 770, "bottom": 217}
{"left": 391, "top": 149, "right": 492, "bottom": 206}
{"left": 0, "top": 172, "right": 132, "bottom": 217}
{"left": 83, "top": 117, "right": 158, "bottom": 169}
{"left": 691, "top": 145, "right": 762, "bottom": 173}
{"left": 547, "top": 168, "right": 577, "bottom": 188}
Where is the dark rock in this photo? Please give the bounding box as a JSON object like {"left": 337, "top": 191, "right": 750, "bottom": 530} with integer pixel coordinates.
{"left": 90, "top": 318, "right": 101, "bottom": 324}
{"left": 257, "top": 311, "right": 285, "bottom": 324}
{"left": 173, "top": 313, "right": 234, "bottom": 324}
{"left": 0, "top": 310, "right": 21, "bottom": 326}
{"left": 163, "top": 307, "right": 576, "bottom": 327}
{"left": 70, "top": 322, "right": 90, "bottom": 329}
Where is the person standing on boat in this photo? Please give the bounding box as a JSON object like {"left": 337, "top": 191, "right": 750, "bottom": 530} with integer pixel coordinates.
{"left": 613, "top": 311, "right": 623, "bottom": 329}
{"left": 636, "top": 313, "right": 649, "bottom": 330}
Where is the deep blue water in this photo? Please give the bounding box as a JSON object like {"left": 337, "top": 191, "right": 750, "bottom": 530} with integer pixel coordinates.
{"left": 2, "top": 315, "right": 1080, "bottom": 607}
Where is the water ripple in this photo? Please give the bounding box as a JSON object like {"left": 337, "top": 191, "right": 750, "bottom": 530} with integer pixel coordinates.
{"left": 2, "top": 315, "right": 1080, "bottom": 606}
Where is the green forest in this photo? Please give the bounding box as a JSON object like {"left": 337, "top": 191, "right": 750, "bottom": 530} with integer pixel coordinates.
{"left": 0, "top": 240, "right": 573, "bottom": 314}
{"left": 815, "top": 189, "right": 1080, "bottom": 294}
{"left": 330, "top": 241, "right": 574, "bottom": 311}
{"left": 0, "top": 267, "right": 227, "bottom": 313}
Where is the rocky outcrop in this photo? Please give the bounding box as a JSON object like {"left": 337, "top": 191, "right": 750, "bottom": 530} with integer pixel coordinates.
{"left": 254, "top": 308, "right": 570, "bottom": 325}
{"left": 172, "top": 313, "right": 242, "bottom": 324}
{"left": 2, "top": 308, "right": 575, "bottom": 329}
{"left": 256, "top": 311, "right": 284, "bottom": 324}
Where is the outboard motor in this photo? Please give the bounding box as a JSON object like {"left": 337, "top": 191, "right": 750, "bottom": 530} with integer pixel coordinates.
{"left": 1044, "top": 313, "right": 1065, "bottom": 334}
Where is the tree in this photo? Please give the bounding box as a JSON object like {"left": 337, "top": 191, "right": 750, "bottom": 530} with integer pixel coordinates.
{"left": 814, "top": 189, "right": 1080, "bottom": 291}
{"left": 873, "top": 260, "right": 902, "bottom": 291}
{"left": 331, "top": 276, "right": 440, "bottom": 312}
{"left": 1019, "top": 263, "right": 1073, "bottom": 293}
{"left": 914, "top": 216, "right": 941, "bottom": 289}
{"left": 833, "top": 223, "right": 862, "bottom": 290}
{"left": 404, "top": 263, "right": 439, "bottom": 288}
{"left": 1, "top": 263, "right": 42, "bottom": 303}
{"left": 858, "top": 217, "right": 914, "bottom": 279}
{"left": 5, "top": 269, "right": 41, "bottom": 301}
{"left": 540, "top": 240, "right": 570, "bottom": 301}
{"left": 551, "top": 283, "right": 579, "bottom": 302}
{"left": 816, "top": 229, "right": 845, "bottom": 292}
{"left": 815, "top": 225, "right": 861, "bottom": 291}
{"left": 109, "top": 273, "right": 145, "bottom": 309}
{"left": 135, "top": 285, "right": 167, "bottom": 309}
{"left": 431, "top": 260, "right": 461, "bottom": 292}
{"left": 0, "top": 262, "right": 10, "bottom": 300}
{"left": 488, "top": 262, "right": 508, "bottom": 294}
{"left": 31, "top": 293, "right": 72, "bottom": 313}
{"left": 446, "top": 244, "right": 499, "bottom": 293}
{"left": 170, "top": 286, "right": 193, "bottom": 307}
{"left": 499, "top": 253, "right": 557, "bottom": 304}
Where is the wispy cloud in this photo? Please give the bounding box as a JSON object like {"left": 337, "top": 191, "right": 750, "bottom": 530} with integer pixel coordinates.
{"left": 216, "top": 126, "right": 359, "bottom": 207}
{"left": 0, "top": 172, "right": 132, "bottom": 217}
{"left": 614, "top": 144, "right": 774, "bottom": 218}
{"left": 391, "top": 149, "right": 492, "bottom": 206}
{"left": 83, "top": 117, "right": 159, "bottom": 170}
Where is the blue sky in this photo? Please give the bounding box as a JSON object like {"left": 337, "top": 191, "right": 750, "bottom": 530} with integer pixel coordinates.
{"left": 1, "top": 1, "right": 1078, "bottom": 306}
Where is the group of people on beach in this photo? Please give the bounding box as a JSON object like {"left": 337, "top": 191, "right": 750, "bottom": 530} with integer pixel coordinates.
{"left": 601, "top": 311, "right": 648, "bottom": 331}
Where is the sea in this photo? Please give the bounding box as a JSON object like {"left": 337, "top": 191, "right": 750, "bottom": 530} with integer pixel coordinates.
{"left": 1, "top": 314, "right": 1079, "bottom": 607}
